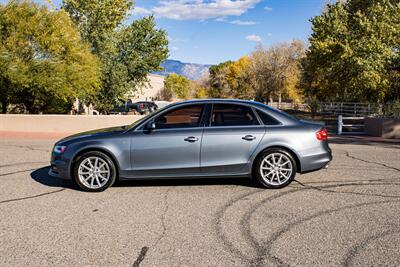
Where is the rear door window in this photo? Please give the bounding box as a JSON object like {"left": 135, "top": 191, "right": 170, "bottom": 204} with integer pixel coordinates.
{"left": 210, "top": 104, "right": 259, "bottom": 127}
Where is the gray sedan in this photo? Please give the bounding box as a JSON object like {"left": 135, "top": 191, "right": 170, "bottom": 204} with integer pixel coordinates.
{"left": 49, "top": 99, "right": 332, "bottom": 192}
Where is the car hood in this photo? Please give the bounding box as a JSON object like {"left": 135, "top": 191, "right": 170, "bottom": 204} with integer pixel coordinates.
{"left": 58, "top": 125, "right": 128, "bottom": 144}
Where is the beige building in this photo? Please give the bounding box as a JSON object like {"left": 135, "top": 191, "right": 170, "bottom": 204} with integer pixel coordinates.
{"left": 129, "top": 74, "right": 165, "bottom": 102}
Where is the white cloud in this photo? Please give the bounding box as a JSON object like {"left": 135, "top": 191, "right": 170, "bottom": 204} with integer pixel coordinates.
{"left": 134, "top": 0, "right": 261, "bottom": 20}
{"left": 230, "top": 19, "right": 257, "bottom": 26}
{"left": 215, "top": 17, "right": 228, "bottom": 22}
{"left": 246, "top": 34, "right": 261, "bottom": 42}
{"left": 130, "top": 6, "right": 152, "bottom": 15}
{"left": 215, "top": 17, "right": 257, "bottom": 26}
{"left": 264, "top": 6, "right": 272, "bottom": 12}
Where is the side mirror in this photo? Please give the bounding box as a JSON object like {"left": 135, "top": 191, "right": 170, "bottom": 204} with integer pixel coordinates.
{"left": 145, "top": 120, "right": 156, "bottom": 131}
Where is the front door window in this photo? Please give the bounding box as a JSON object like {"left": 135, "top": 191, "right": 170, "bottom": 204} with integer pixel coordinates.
{"left": 155, "top": 105, "right": 204, "bottom": 129}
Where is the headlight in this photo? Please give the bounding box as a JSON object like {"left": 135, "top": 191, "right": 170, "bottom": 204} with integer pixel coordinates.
{"left": 54, "top": 145, "right": 67, "bottom": 154}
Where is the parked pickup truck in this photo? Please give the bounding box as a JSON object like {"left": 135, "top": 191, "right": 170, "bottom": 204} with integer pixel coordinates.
{"left": 108, "top": 99, "right": 158, "bottom": 115}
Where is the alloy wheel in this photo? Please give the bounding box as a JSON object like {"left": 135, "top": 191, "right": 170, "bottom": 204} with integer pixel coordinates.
{"left": 78, "top": 156, "right": 110, "bottom": 189}
{"left": 260, "top": 152, "right": 293, "bottom": 186}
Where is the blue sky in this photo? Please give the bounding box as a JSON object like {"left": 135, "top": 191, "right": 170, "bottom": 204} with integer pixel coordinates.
{"left": 131, "top": 0, "right": 328, "bottom": 64}
{"left": 1, "top": 0, "right": 330, "bottom": 65}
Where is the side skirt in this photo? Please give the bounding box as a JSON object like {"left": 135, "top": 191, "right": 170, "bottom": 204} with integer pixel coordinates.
{"left": 119, "top": 173, "right": 251, "bottom": 180}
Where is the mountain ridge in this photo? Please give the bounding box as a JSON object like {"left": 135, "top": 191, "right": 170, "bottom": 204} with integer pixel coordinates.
{"left": 154, "top": 59, "right": 211, "bottom": 80}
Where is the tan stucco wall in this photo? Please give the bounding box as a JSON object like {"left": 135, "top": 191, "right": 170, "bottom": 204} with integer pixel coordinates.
{"left": 129, "top": 74, "right": 165, "bottom": 101}
{"left": 0, "top": 115, "right": 143, "bottom": 134}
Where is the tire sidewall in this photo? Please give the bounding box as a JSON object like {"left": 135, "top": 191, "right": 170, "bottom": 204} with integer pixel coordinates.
{"left": 73, "top": 151, "right": 116, "bottom": 192}
{"left": 254, "top": 148, "right": 297, "bottom": 189}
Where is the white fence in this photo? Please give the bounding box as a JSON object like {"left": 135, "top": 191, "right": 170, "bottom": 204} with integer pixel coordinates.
{"left": 320, "top": 102, "right": 379, "bottom": 116}
{"left": 337, "top": 115, "right": 365, "bottom": 135}
{"left": 269, "top": 101, "right": 382, "bottom": 117}
{"left": 268, "top": 102, "right": 309, "bottom": 111}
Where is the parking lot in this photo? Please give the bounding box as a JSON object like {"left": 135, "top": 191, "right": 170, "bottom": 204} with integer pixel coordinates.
{"left": 0, "top": 137, "right": 399, "bottom": 267}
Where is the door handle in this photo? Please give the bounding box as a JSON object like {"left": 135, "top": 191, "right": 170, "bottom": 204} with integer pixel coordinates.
{"left": 242, "top": 135, "right": 256, "bottom": 141}
{"left": 184, "top": 136, "right": 199, "bottom": 142}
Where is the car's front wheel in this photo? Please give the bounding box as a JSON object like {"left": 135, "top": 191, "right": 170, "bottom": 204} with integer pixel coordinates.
{"left": 73, "top": 151, "right": 116, "bottom": 192}
{"left": 254, "top": 148, "right": 297, "bottom": 189}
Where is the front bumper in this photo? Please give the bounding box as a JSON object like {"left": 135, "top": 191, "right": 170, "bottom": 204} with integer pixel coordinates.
{"left": 50, "top": 153, "right": 72, "bottom": 180}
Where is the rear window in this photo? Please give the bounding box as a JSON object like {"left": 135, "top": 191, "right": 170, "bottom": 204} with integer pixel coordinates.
{"left": 251, "top": 101, "right": 300, "bottom": 122}
{"left": 256, "top": 110, "right": 281, "bottom": 125}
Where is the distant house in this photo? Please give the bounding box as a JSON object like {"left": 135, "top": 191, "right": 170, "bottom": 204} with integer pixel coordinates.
{"left": 128, "top": 74, "right": 165, "bottom": 102}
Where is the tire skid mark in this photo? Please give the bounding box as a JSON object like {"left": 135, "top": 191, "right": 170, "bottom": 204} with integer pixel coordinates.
{"left": 215, "top": 149, "right": 400, "bottom": 266}
{"left": 214, "top": 188, "right": 298, "bottom": 264}
{"left": 0, "top": 188, "right": 66, "bottom": 204}
{"left": 0, "top": 168, "right": 38, "bottom": 177}
{"left": 0, "top": 161, "right": 47, "bottom": 168}
{"left": 239, "top": 188, "right": 304, "bottom": 267}
{"left": 295, "top": 180, "right": 400, "bottom": 199}
{"left": 1, "top": 144, "right": 50, "bottom": 153}
{"left": 298, "top": 177, "right": 400, "bottom": 185}
{"left": 214, "top": 188, "right": 264, "bottom": 263}
{"left": 342, "top": 229, "right": 399, "bottom": 267}
{"left": 255, "top": 199, "right": 400, "bottom": 267}
{"left": 328, "top": 166, "right": 393, "bottom": 171}
{"left": 240, "top": 182, "right": 400, "bottom": 265}
{"left": 341, "top": 150, "right": 400, "bottom": 172}
{"left": 217, "top": 181, "right": 399, "bottom": 266}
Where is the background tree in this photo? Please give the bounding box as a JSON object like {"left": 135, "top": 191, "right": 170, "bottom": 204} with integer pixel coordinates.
{"left": 63, "top": 0, "right": 169, "bottom": 111}
{"left": 156, "top": 86, "right": 174, "bottom": 101}
{"left": 208, "top": 61, "right": 233, "bottom": 98}
{"left": 250, "top": 40, "right": 305, "bottom": 103}
{"left": 226, "top": 57, "right": 255, "bottom": 99}
{"left": 0, "top": 0, "right": 100, "bottom": 113}
{"left": 190, "top": 80, "right": 208, "bottom": 99}
{"left": 163, "top": 74, "right": 190, "bottom": 99}
{"left": 62, "top": 0, "right": 132, "bottom": 56}
{"left": 302, "top": 0, "right": 400, "bottom": 104}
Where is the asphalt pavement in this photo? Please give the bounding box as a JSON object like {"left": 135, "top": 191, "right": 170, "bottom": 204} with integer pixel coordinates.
{"left": 0, "top": 137, "right": 399, "bottom": 267}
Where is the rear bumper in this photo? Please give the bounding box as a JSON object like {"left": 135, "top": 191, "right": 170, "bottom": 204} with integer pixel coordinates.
{"left": 299, "top": 149, "right": 332, "bottom": 173}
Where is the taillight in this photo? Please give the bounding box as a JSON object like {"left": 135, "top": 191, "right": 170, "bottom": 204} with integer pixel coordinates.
{"left": 316, "top": 129, "right": 328, "bottom": 141}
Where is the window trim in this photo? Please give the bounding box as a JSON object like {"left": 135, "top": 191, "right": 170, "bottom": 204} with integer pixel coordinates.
{"left": 207, "top": 103, "right": 262, "bottom": 128}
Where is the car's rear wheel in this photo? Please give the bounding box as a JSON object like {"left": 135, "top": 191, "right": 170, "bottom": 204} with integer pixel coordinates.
{"left": 254, "top": 148, "right": 297, "bottom": 189}
{"left": 74, "top": 151, "right": 116, "bottom": 192}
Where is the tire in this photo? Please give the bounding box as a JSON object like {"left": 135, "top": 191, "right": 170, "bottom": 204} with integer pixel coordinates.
{"left": 254, "top": 148, "right": 297, "bottom": 189}
{"left": 73, "top": 151, "right": 117, "bottom": 192}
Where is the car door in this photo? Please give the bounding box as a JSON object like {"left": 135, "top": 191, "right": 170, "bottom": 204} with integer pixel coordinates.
{"left": 129, "top": 104, "right": 206, "bottom": 178}
{"left": 200, "top": 103, "right": 266, "bottom": 174}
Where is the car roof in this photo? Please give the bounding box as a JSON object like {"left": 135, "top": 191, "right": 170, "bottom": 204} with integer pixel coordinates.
{"left": 169, "top": 99, "right": 300, "bottom": 125}
{"left": 174, "top": 98, "right": 254, "bottom": 105}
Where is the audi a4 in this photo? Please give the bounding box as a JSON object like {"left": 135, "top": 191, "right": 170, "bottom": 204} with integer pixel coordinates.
{"left": 49, "top": 99, "right": 332, "bottom": 192}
